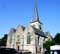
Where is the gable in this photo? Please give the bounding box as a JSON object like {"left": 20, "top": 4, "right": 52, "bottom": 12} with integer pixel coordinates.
{"left": 23, "top": 25, "right": 35, "bottom": 35}
{"left": 16, "top": 25, "right": 25, "bottom": 34}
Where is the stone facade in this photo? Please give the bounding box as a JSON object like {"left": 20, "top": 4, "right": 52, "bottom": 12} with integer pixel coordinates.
{"left": 6, "top": 23, "right": 46, "bottom": 54}
{"left": 6, "top": 0, "right": 52, "bottom": 54}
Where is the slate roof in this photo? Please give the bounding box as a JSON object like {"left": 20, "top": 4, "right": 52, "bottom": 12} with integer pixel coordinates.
{"left": 33, "top": 27, "right": 47, "bottom": 38}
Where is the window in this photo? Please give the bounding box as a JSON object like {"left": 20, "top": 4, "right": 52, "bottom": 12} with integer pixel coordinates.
{"left": 9, "top": 35, "right": 12, "bottom": 44}
{"left": 27, "top": 32, "right": 31, "bottom": 44}
{"left": 17, "top": 35, "right": 20, "bottom": 41}
{"left": 40, "top": 27, "right": 41, "bottom": 30}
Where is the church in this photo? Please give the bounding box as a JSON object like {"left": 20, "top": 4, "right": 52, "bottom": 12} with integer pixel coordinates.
{"left": 6, "top": 0, "right": 52, "bottom": 54}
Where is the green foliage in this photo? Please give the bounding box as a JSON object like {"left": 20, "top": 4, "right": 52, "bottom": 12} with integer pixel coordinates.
{"left": 43, "top": 40, "right": 51, "bottom": 50}
{"left": 43, "top": 33, "right": 60, "bottom": 50}
{"left": 0, "top": 34, "right": 8, "bottom": 46}
{"left": 43, "top": 39, "right": 56, "bottom": 50}
{"left": 54, "top": 33, "right": 60, "bottom": 45}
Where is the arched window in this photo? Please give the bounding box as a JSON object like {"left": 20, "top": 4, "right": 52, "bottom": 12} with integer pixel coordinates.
{"left": 17, "top": 35, "right": 20, "bottom": 41}
{"left": 39, "top": 25, "right": 42, "bottom": 30}
{"left": 9, "top": 35, "right": 12, "bottom": 44}
{"left": 27, "top": 32, "right": 31, "bottom": 44}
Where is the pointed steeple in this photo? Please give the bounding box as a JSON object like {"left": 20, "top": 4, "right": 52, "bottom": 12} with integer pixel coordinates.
{"left": 32, "top": 0, "right": 39, "bottom": 22}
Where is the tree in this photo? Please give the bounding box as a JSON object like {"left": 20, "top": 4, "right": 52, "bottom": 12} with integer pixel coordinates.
{"left": 54, "top": 33, "right": 60, "bottom": 45}
{"left": 0, "top": 34, "right": 8, "bottom": 46}
{"left": 43, "top": 39, "right": 56, "bottom": 50}
{"left": 43, "top": 33, "right": 60, "bottom": 50}
{"left": 43, "top": 40, "right": 51, "bottom": 50}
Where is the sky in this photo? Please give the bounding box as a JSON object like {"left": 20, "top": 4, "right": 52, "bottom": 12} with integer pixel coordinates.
{"left": 0, "top": 0, "right": 60, "bottom": 38}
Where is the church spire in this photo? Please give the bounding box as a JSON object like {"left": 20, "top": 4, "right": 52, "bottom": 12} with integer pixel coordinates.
{"left": 32, "top": 0, "right": 39, "bottom": 22}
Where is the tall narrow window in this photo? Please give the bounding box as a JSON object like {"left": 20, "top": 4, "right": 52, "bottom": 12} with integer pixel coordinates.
{"left": 9, "top": 35, "right": 12, "bottom": 44}
{"left": 27, "top": 32, "right": 31, "bottom": 44}
{"left": 39, "top": 25, "right": 42, "bottom": 31}
{"left": 17, "top": 35, "right": 20, "bottom": 41}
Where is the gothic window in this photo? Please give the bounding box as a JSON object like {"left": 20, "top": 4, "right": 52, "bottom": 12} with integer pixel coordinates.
{"left": 9, "top": 35, "right": 12, "bottom": 44}
{"left": 27, "top": 32, "right": 31, "bottom": 44}
{"left": 39, "top": 25, "right": 42, "bottom": 30}
{"left": 17, "top": 35, "right": 20, "bottom": 41}
{"left": 40, "top": 27, "right": 41, "bottom": 30}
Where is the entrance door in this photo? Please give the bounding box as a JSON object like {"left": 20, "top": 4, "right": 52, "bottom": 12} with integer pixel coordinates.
{"left": 17, "top": 45, "right": 19, "bottom": 50}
